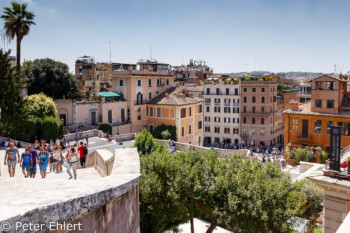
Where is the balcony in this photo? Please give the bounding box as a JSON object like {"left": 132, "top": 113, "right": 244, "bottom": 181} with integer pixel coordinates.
{"left": 224, "top": 102, "right": 230, "bottom": 106}
{"left": 296, "top": 133, "right": 312, "bottom": 140}
{"left": 134, "top": 99, "right": 147, "bottom": 105}
{"left": 205, "top": 102, "right": 211, "bottom": 105}
{"left": 204, "top": 93, "right": 240, "bottom": 96}
{"left": 214, "top": 102, "right": 221, "bottom": 106}
{"left": 241, "top": 111, "right": 275, "bottom": 114}
{"left": 241, "top": 134, "right": 249, "bottom": 138}
{"left": 233, "top": 103, "right": 239, "bottom": 106}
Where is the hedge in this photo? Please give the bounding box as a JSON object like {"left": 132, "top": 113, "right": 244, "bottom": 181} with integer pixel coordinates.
{"left": 153, "top": 124, "right": 176, "bottom": 141}
{"left": 36, "top": 116, "right": 63, "bottom": 142}
{"left": 98, "top": 122, "right": 112, "bottom": 134}
{"left": 0, "top": 117, "right": 36, "bottom": 142}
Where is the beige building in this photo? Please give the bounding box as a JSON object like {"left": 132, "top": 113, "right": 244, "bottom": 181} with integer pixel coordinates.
{"left": 147, "top": 87, "right": 204, "bottom": 145}
{"left": 111, "top": 60, "right": 175, "bottom": 133}
{"left": 241, "top": 79, "right": 283, "bottom": 146}
{"left": 203, "top": 79, "right": 241, "bottom": 146}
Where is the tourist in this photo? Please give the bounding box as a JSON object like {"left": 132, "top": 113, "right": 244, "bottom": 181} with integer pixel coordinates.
{"left": 4, "top": 142, "right": 20, "bottom": 177}
{"left": 28, "top": 145, "right": 38, "bottom": 178}
{"left": 79, "top": 130, "right": 83, "bottom": 140}
{"left": 58, "top": 146, "right": 64, "bottom": 172}
{"left": 53, "top": 146, "right": 61, "bottom": 172}
{"left": 281, "top": 157, "right": 286, "bottom": 169}
{"left": 38, "top": 146, "right": 50, "bottom": 179}
{"left": 262, "top": 155, "right": 266, "bottom": 163}
{"left": 49, "top": 140, "right": 54, "bottom": 150}
{"left": 55, "top": 138, "right": 60, "bottom": 147}
{"left": 49, "top": 152, "right": 55, "bottom": 173}
{"left": 86, "top": 136, "right": 89, "bottom": 146}
{"left": 187, "top": 142, "right": 192, "bottom": 150}
{"left": 4, "top": 139, "right": 9, "bottom": 147}
{"left": 77, "top": 141, "right": 87, "bottom": 168}
{"left": 75, "top": 131, "right": 79, "bottom": 142}
{"left": 20, "top": 148, "right": 32, "bottom": 178}
{"left": 67, "top": 147, "right": 78, "bottom": 180}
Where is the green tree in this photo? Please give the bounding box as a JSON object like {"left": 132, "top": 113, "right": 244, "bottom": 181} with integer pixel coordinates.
{"left": 0, "top": 49, "right": 22, "bottom": 118}
{"left": 153, "top": 124, "right": 177, "bottom": 141}
{"left": 36, "top": 116, "right": 63, "bottom": 141}
{"left": 23, "top": 93, "right": 57, "bottom": 119}
{"left": 294, "top": 179, "right": 323, "bottom": 214}
{"left": 1, "top": 2, "right": 35, "bottom": 71}
{"left": 98, "top": 122, "right": 112, "bottom": 134}
{"left": 23, "top": 59, "right": 82, "bottom": 99}
{"left": 161, "top": 129, "right": 171, "bottom": 140}
{"left": 134, "top": 128, "right": 165, "bottom": 156}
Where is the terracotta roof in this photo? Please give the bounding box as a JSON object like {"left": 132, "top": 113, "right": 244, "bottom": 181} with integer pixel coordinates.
{"left": 310, "top": 74, "right": 348, "bottom": 82}
{"left": 283, "top": 101, "right": 350, "bottom": 117}
{"left": 186, "top": 86, "right": 203, "bottom": 92}
{"left": 147, "top": 87, "right": 204, "bottom": 106}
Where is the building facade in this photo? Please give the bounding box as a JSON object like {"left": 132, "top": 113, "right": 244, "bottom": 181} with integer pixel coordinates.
{"left": 202, "top": 79, "right": 241, "bottom": 146}
{"left": 283, "top": 75, "right": 350, "bottom": 151}
{"left": 147, "top": 87, "right": 204, "bottom": 145}
{"left": 298, "top": 81, "right": 312, "bottom": 103}
{"left": 241, "top": 79, "right": 283, "bottom": 146}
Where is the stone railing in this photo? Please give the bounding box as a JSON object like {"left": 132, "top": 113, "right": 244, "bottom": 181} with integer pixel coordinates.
{"left": 77, "top": 149, "right": 115, "bottom": 177}
{"left": 0, "top": 136, "right": 31, "bottom": 148}
{"left": 64, "top": 129, "right": 99, "bottom": 141}
{"left": 158, "top": 140, "right": 249, "bottom": 157}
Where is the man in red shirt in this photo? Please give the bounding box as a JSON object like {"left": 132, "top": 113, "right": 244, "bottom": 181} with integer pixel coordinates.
{"left": 77, "top": 141, "right": 87, "bottom": 168}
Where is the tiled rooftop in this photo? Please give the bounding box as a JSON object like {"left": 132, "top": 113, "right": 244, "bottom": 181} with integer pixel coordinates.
{"left": 147, "top": 87, "right": 204, "bottom": 106}
{"left": 283, "top": 101, "right": 350, "bottom": 117}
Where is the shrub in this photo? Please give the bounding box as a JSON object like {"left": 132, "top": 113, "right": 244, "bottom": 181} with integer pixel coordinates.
{"left": 294, "top": 148, "right": 307, "bottom": 164}
{"left": 306, "top": 150, "right": 316, "bottom": 162}
{"left": 161, "top": 130, "right": 171, "bottom": 140}
{"left": 319, "top": 150, "right": 328, "bottom": 164}
{"left": 36, "top": 117, "right": 63, "bottom": 142}
{"left": 153, "top": 124, "right": 176, "bottom": 141}
{"left": 23, "top": 93, "right": 57, "bottom": 118}
{"left": 347, "top": 156, "right": 350, "bottom": 165}
{"left": 294, "top": 179, "right": 323, "bottom": 212}
{"left": 133, "top": 128, "right": 166, "bottom": 156}
{"left": 98, "top": 122, "right": 112, "bottom": 134}
{"left": 0, "top": 117, "right": 36, "bottom": 142}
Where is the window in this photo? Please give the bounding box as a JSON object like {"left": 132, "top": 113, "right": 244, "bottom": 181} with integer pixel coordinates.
{"left": 252, "top": 97, "right": 256, "bottom": 103}
{"left": 157, "top": 79, "right": 160, "bottom": 86}
{"left": 224, "top": 117, "right": 230, "bottom": 123}
{"left": 214, "top": 107, "right": 221, "bottom": 113}
{"left": 166, "top": 79, "right": 169, "bottom": 85}
{"left": 235, "top": 88, "right": 238, "bottom": 95}
{"left": 149, "top": 79, "right": 152, "bottom": 86}
{"left": 316, "top": 81, "right": 322, "bottom": 90}
{"left": 137, "top": 80, "right": 141, "bottom": 86}
{"left": 315, "top": 99, "right": 322, "bottom": 108}
{"left": 327, "top": 100, "right": 334, "bottom": 109}
{"left": 261, "top": 118, "right": 265, "bottom": 124}
{"left": 119, "top": 80, "right": 124, "bottom": 86}
{"left": 252, "top": 118, "right": 255, "bottom": 124}
{"left": 261, "top": 97, "right": 265, "bottom": 103}
{"left": 205, "top": 117, "right": 211, "bottom": 122}
{"left": 243, "top": 117, "right": 246, "bottom": 124}
{"left": 261, "top": 129, "right": 264, "bottom": 135}
{"left": 224, "top": 107, "right": 231, "bottom": 113}
{"left": 205, "top": 126, "right": 210, "bottom": 132}
{"left": 206, "top": 106, "right": 210, "bottom": 112}
{"left": 226, "top": 88, "right": 229, "bottom": 95}
{"left": 214, "top": 98, "right": 220, "bottom": 104}
{"left": 233, "top": 128, "right": 239, "bottom": 134}
{"left": 253, "top": 88, "right": 256, "bottom": 92}
{"left": 339, "top": 122, "right": 350, "bottom": 136}
{"left": 243, "top": 88, "right": 247, "bottom": 92}
{"left": 224, "top": 128, "right": 230, "bottom": 134}
{"left": 261, "top": 106, "right": 265, "bottom": 113}
{"left": 314, "top": 120, "right": 322, "bottom": 133}
{"left": 326, "top": 81, "right": 335, "bottom": 90}
{"left": 157, "top": 108, "right": 161, "bottom": 117}
{"left": 243, "top": 96, "right": 247, "bottom": 103}
{"left": 181, "top": 108, "right": 186, "bottom": 118}
{"left": 206, "top": 88, "right": 210, "bottom": 95}
{"left": 149, "top": 92, "right": 152, "bottom": 100}
{"left": 252, "top": 107, "right": 256, "bottom": 113}
{"left": 150, "top": 107, "right": 154, "bottom": 117}
{"left": 214, "top": 117, "right": 220, "bottom": 122}
{"left": 251, "top": 129, "right": 255, "bottom": 135}
{"left": 150, "top": 125, "right": 154, "bottom": 133}
{"left": 214, "top": 127, "right": 220, "bottom": 133}
{"left": 198, "top": 121, "right": 202, "bottom": 129}
{"left": 108, "top": 110, "right": 112, "bottom": 124}
{"left": 292, "top": 119, "right": 298, "bottom": 131}
{"left": 216, "top": 88, "right": 220, "bottom": 95}
{"left": 199, "top": 104, "right": 202, "bottom": 113}
{"left": 262, "top": 88, "right": 265, "bottom": 92}
{"left": 189, "top": 107, "right": 192, "bottom": 116}
{"left": 189, "top": 125, "right": 192, "bottom": 134}
{"left": 182, "top": 127, "right": 185, "bottom": 137}
{"left": 327, "top": 121, "right": 334, "bottom": 134}
{"left": 137, "top": 108, "right": 141, "bottom": 120}
{"left": 243, "top": 106, "right": 247, "bottom": 113}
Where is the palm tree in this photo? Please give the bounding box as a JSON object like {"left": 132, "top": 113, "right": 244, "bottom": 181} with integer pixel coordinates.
{"left": 1, "top": 2, "right": 35, "bottom": 71}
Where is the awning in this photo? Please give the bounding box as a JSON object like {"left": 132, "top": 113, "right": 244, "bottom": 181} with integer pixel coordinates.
{"left": 95, "top": 92, "right": 121, "bottom": 97}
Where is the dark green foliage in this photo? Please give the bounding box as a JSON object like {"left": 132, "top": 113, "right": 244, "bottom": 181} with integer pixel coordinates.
{"left": 0, "top": 116, "right": 36, "bottom": 142}
{"left": 98, "top": 122, "right": 112, "bottom": 134}
{"left": 294, "top": 179, "right": 323, "bottom": 213}
{"left": 0, "top": 49, "right": 23, "bottom": 118}
{"left": 153, "top": 124, "right": 176, "bottom": 141}
{"left": 24, "top": 58, "right": 82, "bottom": 99}
{"left": 36, "top": 117, "right": 63, "bottom": 141}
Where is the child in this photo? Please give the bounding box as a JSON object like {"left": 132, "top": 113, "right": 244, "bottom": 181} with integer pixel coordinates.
{"left": 49, "top": 152, "right": 55, "bottom": 173}
{"left": 20, "top": 148, "right": 32, "bottom": 178}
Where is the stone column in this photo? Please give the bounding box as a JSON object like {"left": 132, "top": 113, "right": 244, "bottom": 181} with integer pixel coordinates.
{"left": 308, "top": 173, "right": 350, "bottom": 233}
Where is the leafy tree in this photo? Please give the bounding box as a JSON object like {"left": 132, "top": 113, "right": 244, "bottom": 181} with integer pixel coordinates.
{"left": 153, "top": 124, "right": 177, "bottom": 141}
{"left": 133, "top": 128, "right": 165, "bottom": 156}
{"left": 36, "top": 116, "right": 63, "bottom": 141}
{"left": 23, "top": 93, "right": 57, "bottom": 119}
{"left": 0, "top": 49, "right": 22, "bottom": 118}
{"left": 161, "top": 129, "right": 171, "bottom": 140}
{"left": 23, "top": 58, "right": 82, "bottom": 99}
{"left": 1, "top": 2, "right": 35, "bottom": 71}
{"left": 294, "top": 179, "right": 323, "bottom": 213}
{"left": 98, "top": 122, "right": 112, "bottom": 134}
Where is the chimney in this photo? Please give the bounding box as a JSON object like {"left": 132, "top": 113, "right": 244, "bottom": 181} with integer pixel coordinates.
{"left": 289, "top": 100, "right": 299, "bottom": 111}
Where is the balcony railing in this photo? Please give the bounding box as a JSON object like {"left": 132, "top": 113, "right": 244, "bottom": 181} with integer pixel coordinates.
{"left": 224, "top": 102, "right": 230, "bottom": 106}
{"left": 296, "top": 133, "right": 312, "bottom": 140}
{"left": 205, "top": 102, "right": 211, "bottom": 105}
{"left": 214, "top": 102, "right": 221, "bottom": 106}
{"left": 204, "top": 93, "right": 240, "bottom": 96}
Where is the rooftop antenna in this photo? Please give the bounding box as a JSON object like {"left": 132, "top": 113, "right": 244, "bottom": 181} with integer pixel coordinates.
{"left": 150, "top": 46, "right": 152, "bottom": 61}
{"left": 334, "top": 64, "right": 336, "bottom": 74}
{"left": 109, "top": 41, "right": 112, "bottom": 63}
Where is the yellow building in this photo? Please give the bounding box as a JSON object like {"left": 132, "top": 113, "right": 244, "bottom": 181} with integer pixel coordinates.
{"left": 147, "top": 87, "right": 204, "bottom": 145}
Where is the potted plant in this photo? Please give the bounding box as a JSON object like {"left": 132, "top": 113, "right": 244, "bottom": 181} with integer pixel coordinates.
{"left": 347, "top": 156, "right": 350, "bottom": 174}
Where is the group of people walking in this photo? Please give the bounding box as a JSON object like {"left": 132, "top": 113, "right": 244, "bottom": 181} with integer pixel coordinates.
{"left": 3, "top": 139, "right": 88, "bottom": 180}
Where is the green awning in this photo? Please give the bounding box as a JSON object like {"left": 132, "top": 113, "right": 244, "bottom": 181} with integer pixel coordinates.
{"left": 95, "top": 92, "right": 121, "bottom": 97}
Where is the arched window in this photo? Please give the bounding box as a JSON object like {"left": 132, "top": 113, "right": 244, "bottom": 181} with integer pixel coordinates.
{"left": 136, "top": 92, "right": 143, "bottom": 105}
{"left": 138, "top": 108, "right": 141, "bottom": 120}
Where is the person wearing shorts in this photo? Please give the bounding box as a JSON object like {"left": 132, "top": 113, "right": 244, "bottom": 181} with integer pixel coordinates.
{"left": 20, "top": 148, "right": 32, "bottom": 178}
{"left": 28, "top": 145, "right": 38, "bottom": 178}
{"left": 77, "top": 141, "right": 87, "bottom": 168}
{"left": 4, "top": 142, "right": 20, "bottom": 177}
{"left": 38, "top": 147, "right": 49, "bottom": 179}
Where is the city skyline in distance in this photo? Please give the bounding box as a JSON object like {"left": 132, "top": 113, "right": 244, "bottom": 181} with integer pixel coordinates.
{"left": 1, "top": 0, "right": 350, "bottom": 74}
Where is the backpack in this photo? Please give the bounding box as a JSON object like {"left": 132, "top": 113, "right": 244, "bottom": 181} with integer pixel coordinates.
{"left": 83, "top": 146, "right": 88, "bottom": 155}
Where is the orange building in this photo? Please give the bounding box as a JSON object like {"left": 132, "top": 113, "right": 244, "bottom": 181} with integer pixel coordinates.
{"left": 147, "top": 87, "right": 204, "bottom": 145}
{"left": 283, "top": 75, "right": 350, "bottom": 151}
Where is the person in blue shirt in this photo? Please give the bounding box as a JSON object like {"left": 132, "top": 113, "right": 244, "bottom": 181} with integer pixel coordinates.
{"left": 38, "top": 146, "right": 49, "bottom": 179}
{"left": 20, "top": 148, "right": 32, "bottom": 178}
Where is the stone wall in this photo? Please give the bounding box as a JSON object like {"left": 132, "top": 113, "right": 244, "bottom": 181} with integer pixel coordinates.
{"left": 63, "top": 129, "right": 99, "bottom": 141}
{"left": 0, "top": 136, "right": 31, "bottom": 148}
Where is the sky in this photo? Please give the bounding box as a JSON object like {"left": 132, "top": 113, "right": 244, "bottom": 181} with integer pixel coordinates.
{"left": 0, "top": 0, "right": 350, "bottom": 74}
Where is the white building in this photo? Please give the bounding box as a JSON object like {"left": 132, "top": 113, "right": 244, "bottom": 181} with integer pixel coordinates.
{"left": 298, "top": 81, "right": 311, "bottom": 103}
{"left": 203, "top": 79, "right": 241, "bottom": 146}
